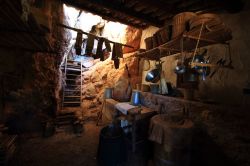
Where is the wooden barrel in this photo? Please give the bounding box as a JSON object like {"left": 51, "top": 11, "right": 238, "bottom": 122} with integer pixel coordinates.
{"left": 150, "top": 114, "right": 194, "bottom": 166}
{"left": 154, "top": 142, "right": 192, "bottom": 166}
{"left": 172, "top": 12, "right": 196, "bottom": 39}
{"left": 144, "top": 37, "right": 153, "bottom": 50}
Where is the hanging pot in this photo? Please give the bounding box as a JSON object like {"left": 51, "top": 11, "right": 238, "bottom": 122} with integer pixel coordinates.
{"left": 145, "top": 69, "right": 161, "bottom": 83}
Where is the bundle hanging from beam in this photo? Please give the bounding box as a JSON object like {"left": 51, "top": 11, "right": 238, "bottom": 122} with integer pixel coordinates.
{"left": 57, "top": 23, "right": 134, "bottom": 49}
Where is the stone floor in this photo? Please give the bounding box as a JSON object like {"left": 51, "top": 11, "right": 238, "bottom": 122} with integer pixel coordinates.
{"left": 9, "top": 121, "right": 153, "bottom": 166}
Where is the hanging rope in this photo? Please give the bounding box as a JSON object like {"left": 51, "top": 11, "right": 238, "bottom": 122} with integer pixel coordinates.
{"left": 191, "top": 22, "right": 204, "bottom": 63}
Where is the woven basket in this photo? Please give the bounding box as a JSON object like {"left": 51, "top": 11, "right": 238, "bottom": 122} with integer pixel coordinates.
{"left": 144, "top": 37, "right": 153, "bottom": 50}
{"left": 156, "top": 26, "right": 171, "bottom": 44}
{"left": 189, "top": 13, "right": 221, "bottom": 29}
{"left": 172, "top": 12, "right": 196, "bottom": 39}
{"left": 152, "top": 34, "right": 159, "bottom": 48}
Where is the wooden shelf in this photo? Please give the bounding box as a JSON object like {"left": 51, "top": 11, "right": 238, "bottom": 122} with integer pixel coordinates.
{"left": 136, "top": 26, "right": 232, "bottom": 60}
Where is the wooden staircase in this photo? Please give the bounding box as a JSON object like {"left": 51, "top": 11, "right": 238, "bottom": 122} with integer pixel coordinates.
{"left": 61, "top": 58, "right": 82, "bottom": 108}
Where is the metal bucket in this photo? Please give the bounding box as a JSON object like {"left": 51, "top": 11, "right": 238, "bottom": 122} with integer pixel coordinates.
{"left": 150, "top": 84, "right": 159, "bottom": 94}
{"left": 130, "top": 90, "right": 141, "bottom": 106}
{"left": 104, "top": 87, "right": 113, "bottom": 99}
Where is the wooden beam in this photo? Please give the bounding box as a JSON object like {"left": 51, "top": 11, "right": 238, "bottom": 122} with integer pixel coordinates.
{"left": 58, "top": 23, "right": 134, "bottom": 48}
{"left": 62, "top": 0, "right": 146, "bottom": 28}
{"left": 62, "top": 0, "right": 162, "bottom": 27}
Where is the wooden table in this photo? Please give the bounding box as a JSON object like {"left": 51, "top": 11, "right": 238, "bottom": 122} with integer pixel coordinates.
{"left": 114, "top": 105, "right": 156, "bottom": 152}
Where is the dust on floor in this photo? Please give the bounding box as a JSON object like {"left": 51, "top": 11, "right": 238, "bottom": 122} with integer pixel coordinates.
{"left": 9, "top": 122, "right": 101, "bottom": 166}
{"left": 9, "top": 121, "right": 153, "bottom": 166}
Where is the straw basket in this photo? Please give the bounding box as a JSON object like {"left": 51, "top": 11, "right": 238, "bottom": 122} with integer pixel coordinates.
{"left": 172, "top": 12, "right": 196, "bottom": 39}
{"left": 189, "top": 13, "right": 221, "bottom": 29}
{"left": 156, "top": 26, "right": 171, "bottom": 44}
{"left": 144, "top": 37, "right": 153, "bottom": 50}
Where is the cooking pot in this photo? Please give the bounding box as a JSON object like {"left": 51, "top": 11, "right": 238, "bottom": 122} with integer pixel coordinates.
{"left": 145, "top": 69, "right": 160, "bottom": 83}
{"left": 175, "top": 65, "right": 186, "bottom": 74}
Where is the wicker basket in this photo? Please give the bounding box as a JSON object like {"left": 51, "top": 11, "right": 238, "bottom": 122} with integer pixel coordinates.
{"left": 189, "top": 13, "right": 221, "bottom": 29}
{"left": 156, "top": 26, "right": 171, "bottom": 44}
{"left": 172, "top": 12, "right": 196, "bottom": 39}
{"left": 152, "top": 34, "right": 159, "bottom": 48}
{"left": 144, "top": 37, "right": 153, "bottom": 50}
{"left": 155, "top": 31, "right": 163, "bottom": 46}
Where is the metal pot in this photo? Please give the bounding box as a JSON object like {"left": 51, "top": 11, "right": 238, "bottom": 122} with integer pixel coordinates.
{"left": 104, "top": 87, "right": 113, "bottom": 99}
{"left": 175, "top": 65, "right": 186, "bottom": 74}
{"left": 145, "top": 69, "right": 161, "bottom": 83}
{"left": 150, "top": 84, "right": 159, "bottom": 94}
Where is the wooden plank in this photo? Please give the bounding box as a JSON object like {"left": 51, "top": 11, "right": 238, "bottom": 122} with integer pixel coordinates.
{"left": 62, "top": 0, "right": 147, "bottom": 28}
{"left": 58, "top": 23, "right": 134, "bottom": 48}
{"left": 136, "top": 27, "right": 232, "bottom": 60}
{"left": 62, "top": 0, "right": 162, "bottom": 27}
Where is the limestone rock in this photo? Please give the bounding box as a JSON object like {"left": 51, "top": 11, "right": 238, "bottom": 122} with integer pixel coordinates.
{"left": 113, "top": 77, "right": 132, "bottom": 102}
{"left": 91, "top": 72, "right": 101, "bottom": 83}
{"left": 84, "top": 83, "right": 96, "bottom": 99}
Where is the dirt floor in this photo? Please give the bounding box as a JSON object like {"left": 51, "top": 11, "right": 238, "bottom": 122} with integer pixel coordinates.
{"left": 9, "top": 121, "right": 153, "bottom": 166}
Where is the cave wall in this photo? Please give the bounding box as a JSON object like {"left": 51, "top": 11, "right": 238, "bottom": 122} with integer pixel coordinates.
{"left": 78, "top": 54, "right": 141, "bottom": 117}
{"left": 0, "top": 1, "right": 67, "bottom": 131}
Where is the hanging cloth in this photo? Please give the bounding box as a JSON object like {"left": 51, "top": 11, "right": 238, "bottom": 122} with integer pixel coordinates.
{"left": 112, "top": 43, "right": 123, "bottom": 59}
{"left": 74, "top": 31, "right": 82, "bottom": 55}
{"left": 114, "top": 57, "right": 120, "bottom": 69}
{"left": 115, "top": 43, "right": 123, "bottom": 58}
{"left": 104, "top": 38, "right": 111, "bottom": 52}
{"left": 111, "top": 43, "right": 116, "bottom": 60}
{"left": 95, "top": 37, "right": 104, "bottom": 60}
{"left": 85, "top": 34, "right": 95, "bottom": 55}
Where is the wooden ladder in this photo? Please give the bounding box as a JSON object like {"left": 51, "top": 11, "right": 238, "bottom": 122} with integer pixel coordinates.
{"left": 61, "top": 56, "right": 82, "bottom": 109}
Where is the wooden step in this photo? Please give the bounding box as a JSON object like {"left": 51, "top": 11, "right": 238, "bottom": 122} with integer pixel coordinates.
{"left": 63, "top": 101, "right": 81, "bottom": 104}
{"left": 56, "top": 114, "right": 75, "bottom": 120}
{"left": 66, "top": 73, "right": 80, "bottom": 77}
{"left": 65, "top": 68, "right": 81, "bottom": 72}
{"left": 64, "top": 89, "right": 81, "bottom": 92}
{"left": 57, "top": 111, "right": 75, "bottom": 116}
{"left": 64, "top": 96, "right": 81, "bottom": 98}
{"left": 65, "top": 84, "right": 79, "bottom": 87}
{"left": 64, "top": 99, "right": 81, "bottom": 102}
{"left": 65, "top": 79, "right": 76, "bottom": 81}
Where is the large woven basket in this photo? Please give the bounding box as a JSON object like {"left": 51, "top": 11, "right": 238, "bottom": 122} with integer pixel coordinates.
{"left": 172, "top": 12, "right": 196, "bottom": 39}
{"left": 156, "top": 26, "right": 171, "bottom": 45}
{"left": 189, "top": 13, "right": 221, "bottom": 29}
{"left": 144, "top": 37, "right": 153, "bottom": 50}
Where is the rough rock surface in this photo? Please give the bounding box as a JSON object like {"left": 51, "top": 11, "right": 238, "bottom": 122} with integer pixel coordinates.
{"left": 80, "top": 54, "right": 141, "bottom": 117}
